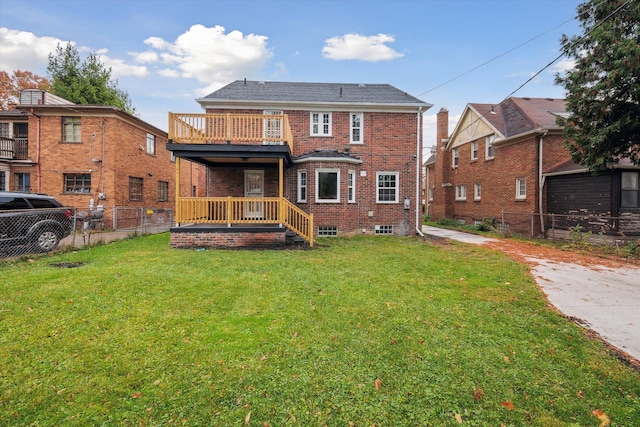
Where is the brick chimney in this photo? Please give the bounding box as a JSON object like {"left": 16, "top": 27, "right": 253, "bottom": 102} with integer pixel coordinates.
{"left": 430, "top": 108, "right": 454, "bottom": 219}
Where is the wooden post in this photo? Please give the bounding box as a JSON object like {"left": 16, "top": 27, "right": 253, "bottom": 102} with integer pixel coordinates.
{"left": 175, "top": 156, "right": 181, "bottom": 225}
{"left": 279, "top": 158, "right": 284, "bottom": 224}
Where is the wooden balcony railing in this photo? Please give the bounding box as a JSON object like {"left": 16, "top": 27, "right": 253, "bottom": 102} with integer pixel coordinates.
{"left": 0, "top": 137, "right": 28, "bottom": 160}
{"left": 169, "top": 113, "right": 293, "bottom": 151}
{"left": 176, "top": 196, "right": 313, "bottom": 246}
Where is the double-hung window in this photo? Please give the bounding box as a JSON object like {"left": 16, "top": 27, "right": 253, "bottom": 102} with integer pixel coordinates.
{"left": 621, "top": 172, "right": 639, "bottom": 208}
{"left": 486, "top": 134, "right": 495, "bottom": 159}
{"left": 146, "top": 133, "right": 156, "bottom": 155}
{"left": 474, "top": 183, "right": 482, "bottom": 200}
{"left": 350, "top": 113, "right": 363, "bottom": 144}
{"left": 297, "top": 170, "right": 307, "bottom": 203}
{"left": 376, "top": 172, "right": 398, "bottom": 203}
{"left": 64, "top": 173, "right": 91, "bottom": 193}
{"left": 516, "top": 177, "right": 526, "bottom": 200}
{"left": 316, "top": 169, "right": 339, "bottom": 202}
{"left": 347, "top": 170, "right": 356, "bottom": 202}
{"left": 452, "top": 148, "right": 459, "bottom": 167}
{"left": 14, "top": 173, "right": 30, "bottom": 192}
{"left": 456, "top": 184, "right": 467, "bottom": 201}
{"left": 311, "top": 112, "right": 332, "bottom": 136}
{"left": 471, "top": 141, "right": 478, "bottom": 161}
{"left": 62, "top": 117, "right": 81, "bottom": 142}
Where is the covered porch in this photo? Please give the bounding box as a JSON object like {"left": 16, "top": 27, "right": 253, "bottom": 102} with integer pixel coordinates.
{"left": 168, "top": 112, "right": 313, "bottom": 248}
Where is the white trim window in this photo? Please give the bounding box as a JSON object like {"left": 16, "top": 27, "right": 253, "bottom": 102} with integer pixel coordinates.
{"left": 471, "top": 141, "right": 478, "bottom": 161}
{"left": 452, "top": 148, "right": 459, "bottom": 168}
{"left": 297, "top": 170, "right": 307, "bottom": 203}
{"left": 456, "top": 184, "right": 467, "bottom": 201}
{"left": 146, "top": 132, "right": 156, "bottom": 155}
{"left": 486, "top": 134, "right": 495, "bottom": 159}
{"left": 474, "top": 183, "right": 481, "bottom": 201}
{"left": 311, "top": 112, "right": 332, "bottom": 136}
{"left": 516, "top": 177, "right": 526, "bottom": 200}
{"left": 316, "top": 168, "right": 340, "bottom": 202}
{"left": 62, "top": 117, "right": 81, "bottom": 143}
{"left": 428, "top": 186, "right": 434, "bottom": 202}
{"left": 350, "top": 113, "right": 363, "bottom": 144}
{"left": 347, "top": 170, "right": 356, "bottom": 202}
{"left": 376, "top": 172, "right": 399, "bottom": 203}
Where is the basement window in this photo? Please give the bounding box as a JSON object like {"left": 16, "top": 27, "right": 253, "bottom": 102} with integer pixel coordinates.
{"left": 375, "top": 225, "right": 393, "bottom": 235}
{"left": 318, "top": 226, "right": 338, "bottom": 236}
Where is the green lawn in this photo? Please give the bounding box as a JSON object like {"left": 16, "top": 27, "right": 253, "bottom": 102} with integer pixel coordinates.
{"left": 1, "top": 234, "right": 638, "bottom": 426}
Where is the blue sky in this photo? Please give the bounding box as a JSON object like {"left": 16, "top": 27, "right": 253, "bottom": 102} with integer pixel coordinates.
{"left": 0, "top": 0, "right": 582, "bottom": 148}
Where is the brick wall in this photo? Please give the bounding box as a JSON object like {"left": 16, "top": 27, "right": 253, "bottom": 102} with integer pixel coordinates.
{"left": 170, "top": 229, "right": 286, "bottom": 248}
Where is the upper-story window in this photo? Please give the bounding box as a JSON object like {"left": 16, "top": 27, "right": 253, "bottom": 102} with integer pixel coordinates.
{"left": 350, "top": 113, "right": 363, "bottom": 144}
{"left": 471, "top": 141, "right": 478, "bottom": 161}
{"left": 452, "top": 148, "right": 459, "bottom": 168}
{"left": 62, "top": 117, "right": 81, "bottom": 143}
{"left": 146, "top": 133, "right": 156, "bottom": 155}
{"left": 0, "top": 123, "right": 9, "bottom": 138}
{"left": 486, "top": 134, "right": 495, "bottom": 160}
{"left": 311, "top": 112, "right": 332, "bottom": 136}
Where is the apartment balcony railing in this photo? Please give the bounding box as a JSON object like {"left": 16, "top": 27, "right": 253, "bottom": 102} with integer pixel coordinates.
{"left": 176, "top": 196, "right": 313, "bottom": 246}
{"left": 0, "top": 137, "right": 28, "bottom": 160}
{"left": 168, "top": 113, "right": 293, "bottom": 151}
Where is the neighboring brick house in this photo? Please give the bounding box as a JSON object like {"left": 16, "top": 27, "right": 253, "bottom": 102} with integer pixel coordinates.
{"left": 1, "top": 89, "right": 204, "bottom": 227}
{"left": 167, "top": 80, "right": 431, "bottom": 248}
{"left": 426, "top": 97, "right": 640, "bottom": 238}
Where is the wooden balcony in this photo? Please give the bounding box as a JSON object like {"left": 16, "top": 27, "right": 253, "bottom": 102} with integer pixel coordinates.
{"left": 169, "top": 113, "right": 293, "bottom": 151}
{"left": 176, "top": 196, "right": 313, "bottom": 246}
{"left": 0, "top": 137, "right": 28, "bottom": 160}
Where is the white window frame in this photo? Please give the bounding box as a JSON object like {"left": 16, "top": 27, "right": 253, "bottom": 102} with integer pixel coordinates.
{"left": 297, "top": 170, "right": 307, "bottom": 203}
{"left": 347, "top": 170, "right": 356, "bottom": 203}
{"left": 452, "top": 148, "right": 459, "bottom": 168}
{"left": 428, "top": 186, "right": 434, "bottom": 202}
{"left": 315, "top": 168, "right": 340, "bottom": 203}
{"left": 516, "top": 177, "right": 526, "bottom": 200}
{"left": 146, "top": 132, "right": 156, "bottom": 155}
{"left": 376, "top": 172, "right": 399, "bottom": 203}
{"left": 310, "top": 112, "right": 332, "bottom": 136}
{"left": 455, "top": 184, "right": 467, "bottom": 201}
{"left": 350, "top": 112, "right": 363, "bottom": 144}
{"left": 486, "top": 134, "right": 495, "bottom": 160}
{"left": 474, "top": 183, "right": 481, "bottom": 201}
{"left": 62, "top": 117, "right": 81, "bottom": 143}
{"left": 471, "top": 141, "right": 478, "bottom": 161}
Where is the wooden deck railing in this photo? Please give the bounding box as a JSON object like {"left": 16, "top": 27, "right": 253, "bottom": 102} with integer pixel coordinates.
{"left": 169, "top": 113, "right": 293, "bottom": 151}
{"left": 0, "top": 137, "right": 28, "bottom": 160}
{"left": 176, "top": 196, "right": 313, "bottom": 246}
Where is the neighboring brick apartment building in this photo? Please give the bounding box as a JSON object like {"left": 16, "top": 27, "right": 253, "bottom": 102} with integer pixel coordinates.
{"left": 168, "top": 80, "right": 431, "bottom": 247}
{"left": 426, "top": 97, "right": 640, "bottom": 238}
{"left": 0, "top": 89, "right": 204, "bottom": 227}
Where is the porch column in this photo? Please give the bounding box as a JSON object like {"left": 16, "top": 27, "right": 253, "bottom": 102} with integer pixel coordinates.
{"left": 175, "top": 156, "right": 181, "bottom": 225}
{"left": 279, "top": 158, "right": 284, "bottom": 225}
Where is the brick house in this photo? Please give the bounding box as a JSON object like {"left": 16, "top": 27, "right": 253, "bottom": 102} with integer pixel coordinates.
{"left": 167, "top": 80, "right": 431, "bottom": 248}
{"left": 426, "top": 97, "right": 640, "bottom": 238}
{"left": 0, "top": 89, "right": 204, "bottom": 227}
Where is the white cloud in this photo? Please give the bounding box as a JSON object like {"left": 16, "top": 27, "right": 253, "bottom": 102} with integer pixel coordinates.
{"left": 0, "top": 28, "right": 67, "bottom": 72}
{"left": 158, "top": 68, "right": 180, "bottom": 78}
{"left": 131, "top": 50, "right": 159, "bottom": 64}
{"left": 322, "top": 33, "right": 403, "bottom": 62}
{"left": 552, "top": 57, "right": 575, "bottom": 74}
{"left": 99, "top": 54, "right": 149, "bottom": 78}
{"left": 138, "top": 24, "right": 272, "bottom": 92}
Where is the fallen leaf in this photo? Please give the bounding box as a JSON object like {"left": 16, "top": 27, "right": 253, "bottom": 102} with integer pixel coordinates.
{"left": 577, "top": 390, "right": 583, "bottom": 398}
{"left": 472, "top": 388, "right": 484, "bottom": 401}
{"left": 26, "top": 306, "right": 33, "bottom": 312}
{"left": 260, "top": 355, "right": 267, "bottom": 361}
{"left": 504, "top": 356, "right": 510, "bottom": 363}
{"left": 132, "top": 391, "right": 142, "bottom": 398}
{"left": 501, "top": 401, "right": 514, "bottom": 410}
{"left": 592, "top": 409, "right": 611, "bottom": 427}
{"left": 454, "top": 413, "right": 463, "bottom": 423}
{"left": 244, "top": 411, "right": 251, "bottom": 425}
{"left": 374, "top": 379, "right": 382, "bottom": 390}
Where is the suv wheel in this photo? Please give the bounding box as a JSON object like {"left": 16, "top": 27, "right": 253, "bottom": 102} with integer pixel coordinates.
{"left": 32, "top": 228, "right": 61, "bottom": 252}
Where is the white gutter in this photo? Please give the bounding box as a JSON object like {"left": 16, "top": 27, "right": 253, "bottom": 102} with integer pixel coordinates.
{"left": 416, "top": 106, "right": 424, "bottom": 237}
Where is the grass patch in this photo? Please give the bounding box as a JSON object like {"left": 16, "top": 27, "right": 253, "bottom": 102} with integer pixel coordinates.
{"left": 1, "top": 234, "right": 638, "bottom": 426}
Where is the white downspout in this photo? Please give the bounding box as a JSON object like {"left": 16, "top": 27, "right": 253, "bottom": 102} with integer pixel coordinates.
{"left": 538, "top": 133, "right": 546, "bottom": 234}
{"left": 416, "top": 107, "right": 424, "bottom": 237}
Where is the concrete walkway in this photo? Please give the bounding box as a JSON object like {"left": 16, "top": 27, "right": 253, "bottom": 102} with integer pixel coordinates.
{"left": 422, "top": 225, "right": 640, "bottom": 363}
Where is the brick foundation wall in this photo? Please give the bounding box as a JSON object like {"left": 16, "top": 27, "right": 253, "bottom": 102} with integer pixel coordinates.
{"left": 170, "top": 230, "right": 286, "bottom": 249}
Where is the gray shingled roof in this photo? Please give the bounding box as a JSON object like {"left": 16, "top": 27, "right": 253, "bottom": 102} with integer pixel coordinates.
{"left": 198, "top": 80, "right": 430, "bottom": 107}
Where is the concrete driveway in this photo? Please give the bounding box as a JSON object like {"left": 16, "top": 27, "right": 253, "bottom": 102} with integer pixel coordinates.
{"left": 422, "top": 225, "right": 640, "bottom": 363}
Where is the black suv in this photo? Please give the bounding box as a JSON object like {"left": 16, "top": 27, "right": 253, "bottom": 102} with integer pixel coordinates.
{"left": 0, "top": 192, "right": 74, "bottom": 254}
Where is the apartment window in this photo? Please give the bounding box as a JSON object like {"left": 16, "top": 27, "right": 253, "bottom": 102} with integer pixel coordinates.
{"left": 158, "top": 181, "right": 169, "bottom": 202}
{"left": 129, "top": 176, "right": 143, "bottom": 201}
{"left": 62, "top": 117, "right": 81, "bottom": 142}
{"left": 297, "top": 170, "right": 307, "bottom": 203}
{"left": 350, "top": 113, "right": 363, "bottom": 143}
{"left": 471, "top": 141, "right": 478, "bottom": 161}
{"left": 146, "top": 133, "right": 156, "bottom": 155}
{"left": 428, "top": 186, "right": 434, "bottom": 202}
{"left": 311, "top": 112, "right": 331, "bottom": 136}
{"left": 621, "top": 172, "right": 639, "bottom": 208}
{"left": 376, "top": 172, "right": 399, "bottom": 203}
{"left": 0, "top": 123, "right": 9, "bottom": 137}
{"left": 316, "top": 169, "right": 339, "bottom": 202}
{"left": 486, "top": 134, "right": 495, "bottom": 159}
{"left": 14, "top": 172, "right": 30, "bottom": 192}
{"left": 347, "top": 170, "right": 356, "bottom": 203}
{"left": 516, "top": 177, "right": 526, "bottom": 200}
{"left": 455, "top": 184, "right": 467, "bottom": 201}
{"left": 474, "top": 183, "right": 482, "bottom": 201}
{"left": 375, "top": 225, "right": 393, "bottom": 235}
{"left": 318, "top": 226, "right": 338, "bottom": 236}
{"left": 452, "top": 148, "right": 459, "bottom": 167}
{"left": 0, "top": 171, "right": 6, "bottom": 191}
{"left": 64, "top": 173, "right": 91, "bottom": 193}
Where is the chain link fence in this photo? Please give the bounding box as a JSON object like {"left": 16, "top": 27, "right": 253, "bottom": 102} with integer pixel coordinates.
{"left": 1, "top": 207, "right": 173, "bottom": 260}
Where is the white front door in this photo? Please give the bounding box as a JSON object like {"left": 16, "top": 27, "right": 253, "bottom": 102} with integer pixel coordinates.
{"left": 244, "top": 170, "right": 264, "bottom": 219}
